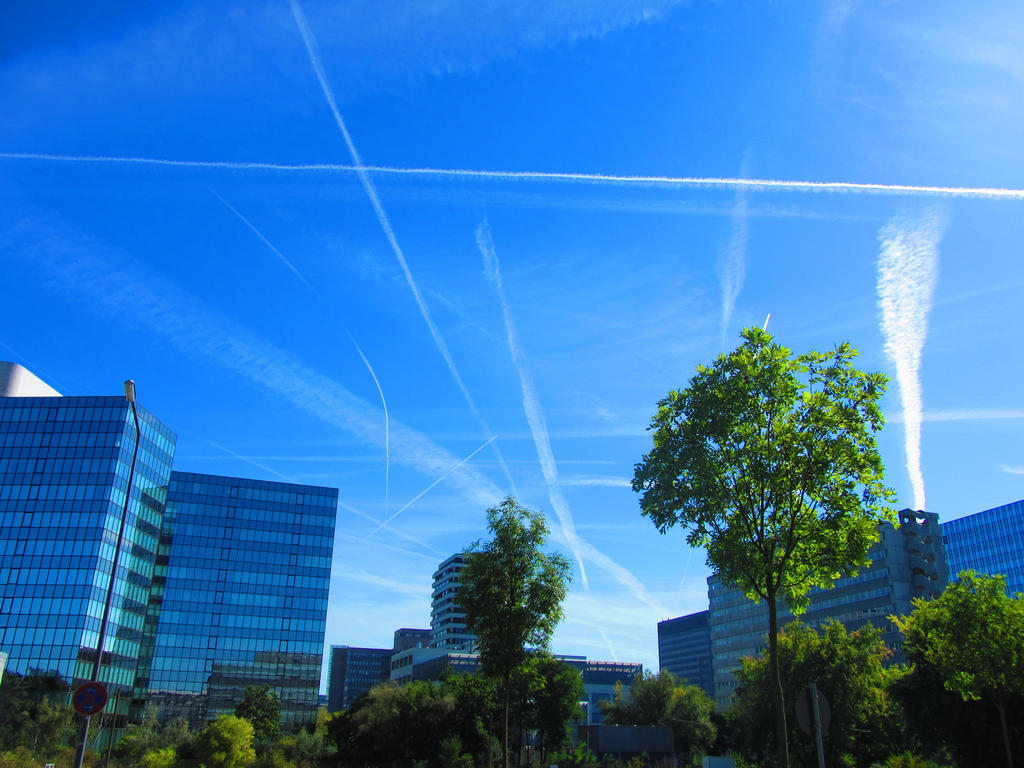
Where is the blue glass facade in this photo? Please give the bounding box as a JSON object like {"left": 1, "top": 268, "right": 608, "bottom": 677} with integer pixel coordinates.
{"left": 942, "top": 498, "right": 1024, "bottom": 596}
{"left": 326, "top": 646, "right": 392, "bottom": 712}
{"left": 141, "top": 472, "right": 336, "bottom": 728}
{"left": 657, "top": 610, "right": 713, "bottom": 698}
{"left": 0, "top": 395, "right": 176, "bottom": 701}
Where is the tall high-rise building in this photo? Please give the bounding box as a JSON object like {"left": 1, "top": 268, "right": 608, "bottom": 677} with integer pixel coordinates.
{"left": 326, "top": 646, "right": 392, "bottom": 713}
{"left": 430, "top": 553, "right": 477, "bottom": 651}
{"left": 141, "top": 472, "right": 336, "bottom": 728}
{"left": 0, "top": 364, "right": 338, "bottom": 733}
{"left": 708, "top": 509, "right": 947, "bottom": 709}
{"left": 657, "top": 611, "right": 713, "bottom": 698}
{"left": 942, "top": 498, "right": 1024, "bottom": 595}
{"left": 0, "top": 378, "right": 177, "bottom": 724}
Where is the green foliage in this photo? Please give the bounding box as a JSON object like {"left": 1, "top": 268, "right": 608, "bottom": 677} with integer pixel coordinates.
{"left": 195, "top": 715, "right": 256, "bottom": 768}
{"left": 234, "top": 686, "right": 281, "bottom": 750}
{"left": 330, "top": 681, "right": 469, "bottom": 768}
{"left": 524, "top": 653, "right": 585, "bottom": 760}
{"left": 600, "top": 669, "right": 716, "bottom": 766}
{"left": 547, "top": 746, "right": 599, "bottom": 768}
{"left": 113, "top": 710, "right": 191, "bottom": 768}
{"left": 894, "top": 571, "right": 1024, "bottom": 768}
{"left": 0, "top": 747, "right": 40, "bottom": 768}
{"left": 459, "top": 497, "right": 572, "bottom": 768}
{"left": 873, "top": 753, "right": 942, "bottom": 768}
{"left": 138, "top": 747, "right": 177, "bottom": 768}
{"left": 437, "top": 670, "right": 499, "bottom": 765}
{"left": 0, "top": 671, "right": 73, "bottom": 755}
{"left": 726, "top": 620, "right": 898, "bottom": 767}
{"left": 634, "top": 327, "right": 894, "bottom": 768}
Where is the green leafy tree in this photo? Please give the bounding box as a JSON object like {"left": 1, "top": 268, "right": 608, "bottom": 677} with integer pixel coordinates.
{"left": 459, "top": 497, "right": 572, "bottom": 768}
{"left": 329, "top": 681, "right": 464, "bottom": 768}
{"left": 438, "top": 671, "right": 499, "bottom": 766}
{"left": 633, "top": 327, "right": 894, "bottom": 767}
{"left": 137, "top": 747, "right": 176, "bottom": 768}
{"left": 528, "top": 654, "right": 585, "bottom": 762}
{"left": 600, "top": 670, "right": 716, "bottom": 766}
{"left": 894, "top": 571, "right": 1024, "bottom": 768}
{"left": 234, "top": 686, "right": 281, "bottom": 751}
{"left": 0, "top": 671, "right": 72, "bottom": 754}
{"left": 195, "top": 715, "right": 256, "bottom": 768}
{"left": 726, "top": 620, "right": 898, "bottom": 767}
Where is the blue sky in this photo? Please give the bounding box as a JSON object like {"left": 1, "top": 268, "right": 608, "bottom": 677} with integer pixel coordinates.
{"left": 2, "top": 0, "right": 1023, "bottom": 677}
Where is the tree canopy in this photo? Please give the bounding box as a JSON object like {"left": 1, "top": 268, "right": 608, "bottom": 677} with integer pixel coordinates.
{"left": 234, "top": 685, "right": 281, "bottom": 749}
{"left": 600, "top": 669, "right": 716, "bottom": 766}
{"left": 633, "top": 327, "right": 894, "bottom": 767}
{"left": 894, "top": 571, "right": 1024, "bottom": 768}
{"left": 728, "top": 620, "right": 899, "bottom": 768}
{"left": 195, "top": 715, "right": 256, "bottom": 768}
{"left": 459, "top": 497, "right": 572, "bottom": 768}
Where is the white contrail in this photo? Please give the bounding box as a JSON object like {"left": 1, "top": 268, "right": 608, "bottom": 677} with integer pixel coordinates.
{"left": 286, "top": 0, "right": 517, "bottom": 494}
{"left": 478, "top": 221, "right": 668, "bottom": 614}
{"left": 716, "top": 150, "right": 751, "bottom": 346}
{"left": 3, "top": 151, "right": 1024, "bottom": 200}
{"left": 337, "top": 502, "right": 443, "bottom": 557}
{"left": 9, "top": 213, "right": 503, "bottom": 509}
{"left": 209, "top": 189, "right": 319, "bottom": 295}
{"left": 369, "top": 435, "right": 498, "bottom": 537}
{"left": 476, "top": 219, "right": 588, "bottom": 584}
{"left": 348, "top": 335, "right": 389, "bottom": 521}
{"left": 877, "top": 209, "right": 945, "bottom": 511}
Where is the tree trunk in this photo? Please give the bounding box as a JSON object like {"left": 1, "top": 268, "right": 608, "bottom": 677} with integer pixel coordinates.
{"left": 996, "top": 700, "right": 1013, "bottom": 768}
{"left": 767, "top": 591, "right": 790, "bottom": 768}
{"left": 503, "top": 670, "right": 511, "bottom": 768}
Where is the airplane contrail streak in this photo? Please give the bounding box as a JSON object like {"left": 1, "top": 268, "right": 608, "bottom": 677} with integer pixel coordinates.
{"left": 209, "top": 189, "right": 319, "bottom": 295}
{"left": 349, "top": 335, "right": 390, "bottom": 521}
{"left": 877, "top": 209, "right": 944, "bottom": 511}
{"left": 3, "top": 152, "right": 1024, "bottom": 200}
{"left": 477, "top": 219, "right": 588, "bottom": 586}
{"left": 287, "top": 0, "right": 517, "bottom": 494}
{"left": 368, "top": 434, "right": 498, "bottom": 537}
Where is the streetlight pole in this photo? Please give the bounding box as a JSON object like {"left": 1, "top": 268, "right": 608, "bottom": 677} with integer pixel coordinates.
{"left": 72, "top": 381, "right": 141, "bottom": 768}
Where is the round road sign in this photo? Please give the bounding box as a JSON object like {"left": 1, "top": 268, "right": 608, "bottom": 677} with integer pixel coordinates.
{"left": 72, "top": 682, "right": 109, "bottom": 716}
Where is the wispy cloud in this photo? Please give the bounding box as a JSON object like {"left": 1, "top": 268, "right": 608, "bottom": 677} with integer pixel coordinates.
{"left": 209, "top": 189, "right": 318, "bottom": 296}
{"left": 3, "top": 152, "right": 1024, "bottom": 200}
{"left": 478, "top": 220, "right": 668, "bottom": 615}
{"left": 716, "top": 149, "right": 752, "bottom": 346}
{"left": 287, "top": 0, "right": 517, "bottom": 494}
{"left": 5, "top": 208, "right": 503, "bottom": 512}
{"left": 877, "top": 209, "right": 946, "bottom": 510}
{"left": 888, "top": 408, "right": 1024, "bottom": 423}
{"left": 560, "top": 475, "right": 633, "bottom": 488}
{"left": 1000, "top": 465, "right": 1024, "bottom": 475}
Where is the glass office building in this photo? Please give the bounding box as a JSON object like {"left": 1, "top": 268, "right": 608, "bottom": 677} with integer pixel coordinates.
{"left": 943, "top": 498, "right": 1024, "bottom": 596}
{"left": 0, "top": 394, "right": 177, "bottom": 701}
{"left": 657, "top": 610, "right": 713, "bottom": 698}
{"left": 326, "top": 645, "right": 392, "bottom": 712}
{"left": 140, "top": 472, "right": 337, "bottom": 728}
{"left": 708, "top": 509, "right": 947, "bottom": 709}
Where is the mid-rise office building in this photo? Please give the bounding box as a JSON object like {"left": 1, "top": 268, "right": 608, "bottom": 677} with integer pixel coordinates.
{"left": 141, "top": 472, "right": 336, "bottom": 728}
{"left": 708, "top": 509, "right": 947, "bottom": 709}
{"left": 657, "top": 611, "right": 713, "bottom": 698}
{"left": 942, "top": 498, "right": 1024, "bottom": 595}
{"left": 0, "top": 380, "right": 177, "bottom": 699}
{"left": 0, "top": 364, "right": 337, "bottom": 732}
{"left": 392, "top": 627, "right": 431, "bottom": 652}
{"left": 430, "top": 553, "right": 477, "bottom": 651}
{"left": 326, "top": 646, "right": 392, "bottom": 712}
